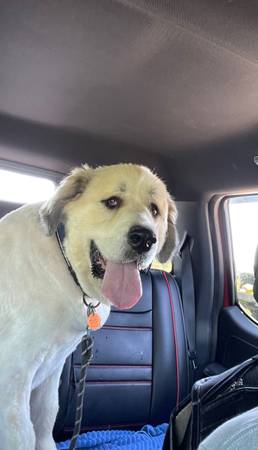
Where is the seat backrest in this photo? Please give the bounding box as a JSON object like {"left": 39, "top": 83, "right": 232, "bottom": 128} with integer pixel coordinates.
{"left": 54, "top": 270, "right": 189, "bottom": 440}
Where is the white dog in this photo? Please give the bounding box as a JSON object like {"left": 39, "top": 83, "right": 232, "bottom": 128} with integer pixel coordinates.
{"left": 0, "top": 163, "right": 177, "bottom": 450}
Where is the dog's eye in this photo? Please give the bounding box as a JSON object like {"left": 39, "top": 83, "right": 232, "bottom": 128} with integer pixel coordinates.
{"left": 150, "top": 203, "right": 159, "bottom": 217}
{"left": 102, "top": 196, "right": 122, "bottom": 209}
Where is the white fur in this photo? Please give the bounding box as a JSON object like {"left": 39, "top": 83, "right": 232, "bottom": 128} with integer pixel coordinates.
{"left": 0, "top": 163, "right": 176, "bottom": 449}
{"left": 0, "top": 203, "right": 110, "bottom": 449}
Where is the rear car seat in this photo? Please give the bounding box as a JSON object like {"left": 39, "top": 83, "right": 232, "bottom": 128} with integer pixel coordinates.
{"left": 54, "top": 270, "right": 190, "bottom": 441}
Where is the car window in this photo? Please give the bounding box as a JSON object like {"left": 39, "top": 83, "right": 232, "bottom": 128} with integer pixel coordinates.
{"left": 151, "top": 259, "right": 172, "bottom": 272}
{"left": 0, "top": 168, "right": 55, "bottom": 203}
{"left": 228, "top": 195, "right": 258, "bottom": 323}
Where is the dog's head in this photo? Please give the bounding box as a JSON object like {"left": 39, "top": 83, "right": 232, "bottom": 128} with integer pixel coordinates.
{"left": 40, "top": 164, "right": 177, "bottom": 309}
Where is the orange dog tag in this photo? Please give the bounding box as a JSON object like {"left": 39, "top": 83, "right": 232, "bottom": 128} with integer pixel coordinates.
{"left": 88, "top": 312, "right": 101, "bottom": 330}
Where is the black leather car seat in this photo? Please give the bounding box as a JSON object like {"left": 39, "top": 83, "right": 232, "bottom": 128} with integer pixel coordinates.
{"left": 54, "top": 270, "right": 189, "bottom": 441}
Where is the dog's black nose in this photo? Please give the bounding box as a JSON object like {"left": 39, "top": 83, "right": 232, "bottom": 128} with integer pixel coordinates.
{"left": 128, "top": 226, "right": 157, "bottom": 254}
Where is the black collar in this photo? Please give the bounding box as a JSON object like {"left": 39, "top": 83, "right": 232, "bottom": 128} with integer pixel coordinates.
{"left": 56, "top": 223, "right": 99, "bottom": 309}
{"left": 56, "top": 223, "right": 83, "bottom": 292}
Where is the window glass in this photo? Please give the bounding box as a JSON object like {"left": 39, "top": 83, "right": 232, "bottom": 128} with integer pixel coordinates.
{"left": 0, "top": 169, "right": 55, "bottom": 203}
{"left": 228, "top": 195, "right": 258, "bottom": 323}
{"left": 151, "top": 259, "right": 172, "bottom": 272}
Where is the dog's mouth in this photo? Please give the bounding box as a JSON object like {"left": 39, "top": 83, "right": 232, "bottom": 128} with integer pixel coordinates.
{"left": 90, "top": 241, "right": 106, "bottom": 280}
{"left": 90, "top": 240, "right": 143, "bottom": 310}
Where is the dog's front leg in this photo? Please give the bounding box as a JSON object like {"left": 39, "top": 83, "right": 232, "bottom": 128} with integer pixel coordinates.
{"left": 30, "top": 365, "right": 63, "bottom": 450}
{"left": 0, "top": 386, "right": 36, "bottom": 450}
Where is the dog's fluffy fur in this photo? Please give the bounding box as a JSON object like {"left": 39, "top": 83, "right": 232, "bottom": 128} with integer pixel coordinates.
{"left": 0, "top": 163, "right": 177, "bottom": 449}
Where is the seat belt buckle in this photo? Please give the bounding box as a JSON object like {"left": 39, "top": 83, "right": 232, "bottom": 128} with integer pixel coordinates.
{"left": 188, "top": 351, "right": 198, "bottom": 370}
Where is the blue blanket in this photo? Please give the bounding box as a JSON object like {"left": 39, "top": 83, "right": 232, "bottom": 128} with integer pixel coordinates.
{"left": 56, "top": 423, "right": 168, "bottom": 449}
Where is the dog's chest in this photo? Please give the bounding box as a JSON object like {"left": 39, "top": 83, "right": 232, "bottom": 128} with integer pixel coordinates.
{"left": 31, "top": 331, "right": 83, "bottom": 389}
{"left": 31, "top": 301, "right": 110, "bottom": 390}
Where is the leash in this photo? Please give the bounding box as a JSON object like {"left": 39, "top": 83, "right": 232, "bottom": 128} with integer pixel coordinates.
{"left": 68, "top": 301, "right": 101, "bottom": 450}
{"left": 56, "top": 224, "right": 101, "bottom": 450}
{"left": 68, "top": 327, "right": 93, "bottom": 450}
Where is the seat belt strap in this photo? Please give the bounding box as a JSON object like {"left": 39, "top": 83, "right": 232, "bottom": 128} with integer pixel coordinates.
{"left": 178, "top": 232, "right": 197, "bottom": 378}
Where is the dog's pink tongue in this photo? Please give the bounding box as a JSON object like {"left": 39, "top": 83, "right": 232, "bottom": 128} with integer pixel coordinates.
{"left": 101, "top": 261, "right": 142, "bottom": 310}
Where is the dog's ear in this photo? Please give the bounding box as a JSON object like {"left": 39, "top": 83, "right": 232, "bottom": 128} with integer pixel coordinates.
{"left": 157, "top": 196, "right": 178, "bottom": 263}
{"left": 39, "top": 165, "right": 93, "bottom": 235}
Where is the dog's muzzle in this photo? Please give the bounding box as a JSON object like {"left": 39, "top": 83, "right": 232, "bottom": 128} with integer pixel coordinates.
{"left": 128, "top": 226, "right": 156, "bottom": 254}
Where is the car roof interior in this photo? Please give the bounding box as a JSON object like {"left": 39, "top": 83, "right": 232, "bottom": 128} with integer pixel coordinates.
{"left": 0, "top": 0, "right": 258, "bottom": 199}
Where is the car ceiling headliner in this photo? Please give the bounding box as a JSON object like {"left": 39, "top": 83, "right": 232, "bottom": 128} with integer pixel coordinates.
{"left": 0, "top": 0, "right": 258, "bottom": 199}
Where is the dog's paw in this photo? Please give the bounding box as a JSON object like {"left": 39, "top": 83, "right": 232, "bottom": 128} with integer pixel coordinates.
{"left": 35, "top": 437, "right": 57, "bottom": 450}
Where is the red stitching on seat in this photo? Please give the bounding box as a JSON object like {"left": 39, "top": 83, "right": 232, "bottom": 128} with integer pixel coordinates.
{"left": 86, "top": 364, "right": 152, "bottom": 369}
{"left": 162, "top": 272, "right": 180, "bottom": 407}
{"left": 84, "top": 381, "right": 151, "bottom": 385}
{"left": 102, "top": 325, "right": 152, "bottom": 331}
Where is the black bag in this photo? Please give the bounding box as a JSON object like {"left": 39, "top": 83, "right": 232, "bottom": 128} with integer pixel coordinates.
{"left": 163, "top": 355, "right": 258, "bottom": 450}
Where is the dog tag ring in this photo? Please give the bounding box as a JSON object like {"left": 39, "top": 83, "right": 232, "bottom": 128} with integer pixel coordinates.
{"left": 87, "top": 302, "right": 101, "bottom": 330}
